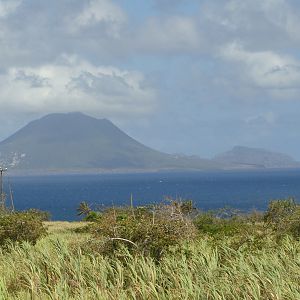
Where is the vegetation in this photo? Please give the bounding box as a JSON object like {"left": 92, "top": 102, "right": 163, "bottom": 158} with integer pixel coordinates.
{"left": 0, "top": 198, "right": 299, "bottom": 298}
{"left": 84, "top": 201, "right": 197, "bottom": 260}
{"left": 77, "top": 201, "right": 101, "bottom": 222}
{"left": 0, "top": 210, "right": 47, "bottom": 246}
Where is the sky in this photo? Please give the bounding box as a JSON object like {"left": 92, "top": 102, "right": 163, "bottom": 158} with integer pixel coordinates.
{"left": 0, "top": 0, "right": 300, "bottom": 159}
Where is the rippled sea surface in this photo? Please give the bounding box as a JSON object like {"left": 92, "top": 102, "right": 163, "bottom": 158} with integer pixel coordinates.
{"left": 6, "top": 169, "right": 300, "bottom": 220}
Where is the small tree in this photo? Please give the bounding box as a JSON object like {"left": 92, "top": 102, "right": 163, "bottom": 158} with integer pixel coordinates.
{"left": 264, "top": 198, "right": 297, "bottom": 228}
{"left": 77, "top": 201, "right": 91, "bottom": 217}
{"left": 0, "top": 211, "right": 47, "bottom": 246}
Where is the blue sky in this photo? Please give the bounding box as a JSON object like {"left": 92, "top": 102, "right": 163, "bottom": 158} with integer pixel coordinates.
{"left": 0, "top": 0, "right": 300, "bottom": 158}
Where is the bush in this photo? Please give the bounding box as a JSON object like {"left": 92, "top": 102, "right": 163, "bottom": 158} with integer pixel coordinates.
{"left": 245, "top": 209, "right": 264, "bottom": 225}
{"left": 262, "top": 198, "right": 300, "bottom": 239}
{"left": 193, "top": 208, "right": 250, "bottom": 237}
{"left": 264, "top": 198, "right": 297, "bottom": 226}
{"left": 87, "top": 202, "right": 197, "bottom": 260}
{"left": 0, "top": 211, "right": 47, "bottom": 246}
{"left": 84, "top": 211, "right": 102, "bottom": 222}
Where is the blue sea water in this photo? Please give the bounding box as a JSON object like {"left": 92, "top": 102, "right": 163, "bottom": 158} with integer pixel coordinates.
{"left": 5, "top": 169, "right": 300, "bottom": 220}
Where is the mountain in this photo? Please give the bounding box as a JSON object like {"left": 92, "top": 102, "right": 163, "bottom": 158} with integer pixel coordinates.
{"left": 0, "top": 112, "right": 221, "bottom": 172}
{"left": 213, "top": 146, "right": 300, "bottom": 169}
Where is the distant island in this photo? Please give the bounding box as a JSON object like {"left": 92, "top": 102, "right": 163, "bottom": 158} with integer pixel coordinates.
{"left": 0, "top": 112, "right": 299, "bottom": 174}
{"left": 213, "top": 145, "right": 300, "bottom": 169}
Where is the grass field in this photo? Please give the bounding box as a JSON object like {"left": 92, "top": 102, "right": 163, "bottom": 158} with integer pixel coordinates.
{"left": 0, "top": 220, "right": 298, "bottom": 299}
{"left": 0, "top": 198, "right": 299, "bottom": 299}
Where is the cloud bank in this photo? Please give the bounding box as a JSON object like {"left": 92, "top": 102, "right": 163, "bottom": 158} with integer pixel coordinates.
{"left": 0, "top": 56, "right": 156, "bottom": 118}
{"left": 0, "top": 0, "right": 300, "bottom": 157}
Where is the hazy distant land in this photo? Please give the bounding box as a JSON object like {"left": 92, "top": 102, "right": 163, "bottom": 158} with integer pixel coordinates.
{"left": 0, "top": 112, "right": 299, "bottom": 174}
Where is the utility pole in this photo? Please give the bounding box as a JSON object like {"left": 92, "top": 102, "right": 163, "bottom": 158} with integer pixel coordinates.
{"left": 0, "top": 167, "right": 7, "bottom": 210}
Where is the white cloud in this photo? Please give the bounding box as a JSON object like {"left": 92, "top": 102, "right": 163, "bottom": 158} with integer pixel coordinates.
{"left": 0, "top": 56, "right": 156, "bottom": 118}
{"left": 260, "top": 0, "right": 300, "bottom": 42}
{"left": 73, "top": 0, "right": 126, "bottom": 37}
{"left": 0, "top": 0, "right": 21, "bottom": 18}
{"left": 0, "top": 0, "right": 299, "bottom": 155}
{"left": 203, "top": 0, "right": 300, "bottom": 49}
{"left": 221, "top": 42, "right": 300, "bottom": 97}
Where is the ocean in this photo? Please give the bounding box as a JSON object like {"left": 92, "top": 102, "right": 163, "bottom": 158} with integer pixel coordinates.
{"left": 5, "top": 169, "right": 300, "bottom": 220}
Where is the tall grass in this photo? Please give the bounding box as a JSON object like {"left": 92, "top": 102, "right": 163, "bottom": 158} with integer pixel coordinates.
{"left": 0, "top": 231, "right": 299, "bottom": 299}
{"left": 0, "top": 199, "right": 299, "bottom": 299}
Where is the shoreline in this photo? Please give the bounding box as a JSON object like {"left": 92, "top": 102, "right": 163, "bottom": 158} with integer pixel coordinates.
{"left": 6, "top": 166, "right": 300, "bottom": 177}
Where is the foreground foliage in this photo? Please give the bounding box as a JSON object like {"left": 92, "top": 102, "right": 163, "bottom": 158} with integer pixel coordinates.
{"left": 0, "top": 210, "right": 47, "bottom": 246}
{"left": 0, "top": 232, "right": 299, "bottom": 299}
{"left": 0, "top": 198, "right": 299, "bottom": 298}
{"left": 85, "top": 202, "right": 197, "bottom": 260}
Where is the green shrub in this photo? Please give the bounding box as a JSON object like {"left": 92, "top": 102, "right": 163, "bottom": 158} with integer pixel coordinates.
{"left": 245, "top": 209, "right": 264, "bottom": 225}
{"left": 262, "top": 198, "right": 300, "bottom": 239}
{"left": 282, "top": 208, "right": 300, "bottom": 238}
{"left": 264, "top": 197, "right": 297, "bottom": 226}
{"left": 87, "top": 203, "right": 197, "bottom": 260}
{"left": 76, "top": 201, "right": 102, "bottom": 222}
{"left": 193, "top": 208, "right": 250, "bottom": 237}
{"left": 0, "top": 211, "right": 47, "bottom": 246}
{"left": 84, "top": 211, "right": 102, "bottom": 222}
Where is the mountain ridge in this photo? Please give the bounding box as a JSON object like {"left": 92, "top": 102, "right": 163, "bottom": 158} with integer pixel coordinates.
{"left": 0, "top": 112, "right": 221, "bottom": 172}
{"left": 213, "top": 145, "right": 300, "bottom": 169}
{"left": 0, "top": 113, "right": 299, "bottom": 174}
